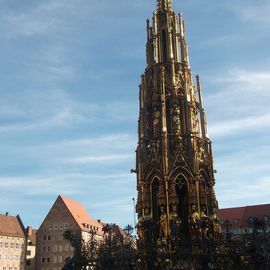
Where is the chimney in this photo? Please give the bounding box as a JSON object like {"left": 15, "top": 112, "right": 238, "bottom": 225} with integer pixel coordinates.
{"left": 5, "top": 212, "right": 8, "bottom": 216}
{"left": 97, "top": 219, "right": 101, "bottom": 223}
{"left": 26, "top": 226, "right": 33, "bottom": 236}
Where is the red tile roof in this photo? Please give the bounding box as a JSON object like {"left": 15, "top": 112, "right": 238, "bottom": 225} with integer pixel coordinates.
{"left": 0, "top": 214, "right": 26, "bottom": 238}
{"left": 59, "top": 195, "right": 103, "bottom": 236}
{"left": 217, "top": 204, "right": 270, "bottom": 229}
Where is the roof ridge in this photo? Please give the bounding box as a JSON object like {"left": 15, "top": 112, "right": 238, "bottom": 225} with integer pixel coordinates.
{"left": 59, "top": 195, "right": 103, "bottom": 235}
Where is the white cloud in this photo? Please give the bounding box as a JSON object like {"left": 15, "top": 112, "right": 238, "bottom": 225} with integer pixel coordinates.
{"left": 66, "top": 154, "right": 133, "bottom": 165}
{"left": 0, "top": 5, "right": 58, "bottom": 38}
{"left": 239, "top": 3, "right": 270, "bottom": 25}
{"left": 218, "top": 177, "right": 270, "bottom": 206}
{"left": 205, "top": 68, "right": 270, "bottom": 137}
{"left": 209, "top": 113, "right": 270, "bottom": 137}
{"left": 214, "top": 69, "right": 270, "bottom": 88}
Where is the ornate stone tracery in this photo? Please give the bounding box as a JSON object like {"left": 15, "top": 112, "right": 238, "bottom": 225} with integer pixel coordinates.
{"left": 136, "top": 0, "right": 220, "bottom": 259}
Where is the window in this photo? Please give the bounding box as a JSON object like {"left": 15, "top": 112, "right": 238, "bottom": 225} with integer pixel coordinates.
{"left": 5, "top": 242, "right": 8, "bottom": 248}
{"left": 26, "top": 259, "right": 31, "bottom": 266}
{"left": 49, "top": 225, "right": 53, "bottom": 230}
{"left": 0, "top": 241, "right": 2, "bottom": 248}
{"left": 53, "top": 256, "right": 57, "bottom": 263}
{"left": 10, "top": 242, "right": 14, "bottom": 248}
{"left": 41, "top": 258, "right": 46, "bottom": 263}
{"left": 47, "top": 246, "right": 51, "bottom": 252}
{"left": 161, "top": 29, "right": 168, "bottom": 62}
{"left": 48, "top": 236, "right": 51, "bottom": 241}
{"left": 58, "top": 256, "right": 62, "bottom": 263}
{"left": 264, "top": 216, "right": 268, "bottom": 222}
{"left": 47, "top": 257, "right": 50, "bottom": 263}
{"left": 65, "top": 244, "right": 69, "bottom": 252}
{"left": 16, "top": 243, "right": 19, "bottom": 249}
{"left": 21, "top": 243, "right": 24, "bottom": 249}
{"left": 53, "top": 245, "right": 57, "bottom": 252}
{"left": 43, "top": 236, "right": 46, "bottom": 241}
{"left": 42, "top": 246, "right": 46, "bottom": 252}
{"left": 54, "top": 225, "right": 58, "bottom": 230}
{"left": 58, "top": 245, "right": 62, "bottom": 252}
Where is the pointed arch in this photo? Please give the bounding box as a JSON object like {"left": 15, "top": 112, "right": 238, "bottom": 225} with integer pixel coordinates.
{"left": 169, "top": 166, "right": 193, "bottom": 182}
{"left": 151, "top": 177, "right": 160, "bottom": 223}
{"left": 161, "top": 29, "right": 168, "bottom": 62}
{"left": 168, "top": 168, "right": 193, "bottom": 233}
{"left": 146, "top": 169, "right": 163, "bottom": 223}
{"left": 145, "top": 169, "right": 163, "bottom": 185}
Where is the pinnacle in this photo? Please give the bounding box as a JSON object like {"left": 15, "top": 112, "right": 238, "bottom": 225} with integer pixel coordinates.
{"left": 157, "top": 0, "right": 173, "bottom": 11}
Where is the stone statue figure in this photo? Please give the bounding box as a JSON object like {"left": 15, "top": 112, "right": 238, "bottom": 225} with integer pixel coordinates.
{"left": 195, "top": 140, "right": 205, "bottom": 173}
{"left": 170, "top": 204, "right": 181, "bottom": 237}
{"left": 210, "top": 208, "right": 221, "bottom": 237}
{"left": 159, "top": 206, "right": 169, "bottom": 238}
{"left": 137, "top": 216, "right": 144, "bottom": 239}
{"left": 170, "top": 204, "right": 181, "bottom": 225}
{"left": 171, "top": 104, "right": 181, "bottom": 134}
{"left": 200, "top": 205, "right": 210, "bottom": 238}
{"left": 153, "top": 106, "right": 160, "bottom": 129}
{"left": 190, "top": 204, "right": 200, "bottom": 237}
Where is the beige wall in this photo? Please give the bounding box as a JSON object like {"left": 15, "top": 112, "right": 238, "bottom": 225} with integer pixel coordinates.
{"left": 0, "top": 235, "right": 26, "bottom": 270}
{"left": 25, "top": 241, "right": 36, "bottom": 270}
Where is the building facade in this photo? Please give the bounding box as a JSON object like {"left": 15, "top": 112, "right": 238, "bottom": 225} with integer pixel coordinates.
{"left": 25, "top": 227, "right": 36, "bottom": 270}
{"left": 218, "top": 204, "right": 270, "bottom": 234}
{"left": 35, "top": 195, "right": 103, "bottom": 270}
{"left": 136, "top": 0, "right": 219, "bottom": 243}
{"left": 0, "top": 213, "right": 27, "bottom": 270}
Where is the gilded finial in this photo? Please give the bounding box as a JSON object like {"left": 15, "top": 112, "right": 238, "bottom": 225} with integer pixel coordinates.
{"left": 157, "top": 0, "right": 172, "bottom": 11}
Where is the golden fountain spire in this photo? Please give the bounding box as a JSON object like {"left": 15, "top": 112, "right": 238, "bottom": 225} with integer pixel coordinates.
{"left": 157, "top": 0, "right": 172, "bottom": 11}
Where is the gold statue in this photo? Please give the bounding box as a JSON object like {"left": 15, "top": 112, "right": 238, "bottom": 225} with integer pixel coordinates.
{"left": 159, "top": 206, "right": 169, "bottom": 238}
{"left": 190, "top": 204, "right": 200, "bottom": 236}
{"left": 210, "top": 208, "right": 221, "bottom": 237}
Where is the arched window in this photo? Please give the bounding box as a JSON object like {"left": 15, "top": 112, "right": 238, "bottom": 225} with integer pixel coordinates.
{"left": 172, "top": 29, "right": 176, "bottom": 61}
{"left": 161, "top": 29, "right": 168, "bottom": 62}
{"left": 151, "top": 178, "right": 159, "bottom": 223}
{"left": 175, "top": 176, "right": 189, "bottom": 233}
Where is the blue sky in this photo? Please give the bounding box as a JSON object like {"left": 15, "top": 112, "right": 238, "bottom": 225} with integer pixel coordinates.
{"left": 0, "top": 0, "right": 269, "bottom": 229}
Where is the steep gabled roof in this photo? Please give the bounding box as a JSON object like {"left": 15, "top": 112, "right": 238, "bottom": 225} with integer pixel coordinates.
{"left": 59, "top": 195, "right": 103, "bottom": 236}
{"left": 0, "top": 214, "right": 26, "bottom": 238}
{"left": 217, "top": 204, "right": 270, "bottom": 229}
